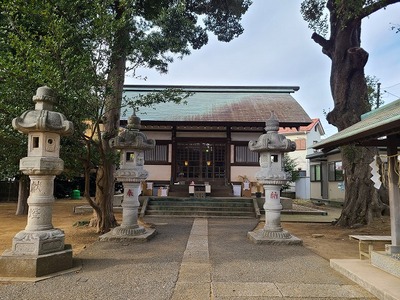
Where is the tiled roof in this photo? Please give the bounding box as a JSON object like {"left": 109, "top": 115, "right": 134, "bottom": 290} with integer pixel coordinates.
{"left": 123, "top": 85, "right": 311, "bottom": 126}
{"left": 313, "top": 99, "right": 400, "bottom": 151}
{"left": 279, "top": 118, "right": 320, "bottom": 133}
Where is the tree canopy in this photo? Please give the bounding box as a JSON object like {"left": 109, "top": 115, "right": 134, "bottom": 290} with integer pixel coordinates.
{"left": 0, "top": 0, "right": 252, "bottom": 232}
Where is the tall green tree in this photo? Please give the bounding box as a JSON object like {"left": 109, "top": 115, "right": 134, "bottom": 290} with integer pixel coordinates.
{"left": 366, "top": 75, "right": 384, "bottom": 109}
{"left": 301, "top": 0, "right": 399, "bottom": 226}
{"left": 0, "top": 0, "right": 251, "bottom": 233}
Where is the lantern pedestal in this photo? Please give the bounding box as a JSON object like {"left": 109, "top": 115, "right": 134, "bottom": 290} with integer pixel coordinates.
{"left": 0, "top": 246, "right": 73, "bottom": 278}
{"left": 247, "top": 183, "right": 302, "bottom": 245}
{"left": 99, "top": 228, "right": 156, "bottom": 242}
{"left": 100, "top": 182, "right": 156, "bottom": 242}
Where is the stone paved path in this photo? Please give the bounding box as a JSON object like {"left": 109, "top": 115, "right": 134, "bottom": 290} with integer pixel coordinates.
{"left": 172, "top": 218, "right": 375, "bottom": 299}
{"left": 0, "top": 218, "right": 376, "bottom": 299}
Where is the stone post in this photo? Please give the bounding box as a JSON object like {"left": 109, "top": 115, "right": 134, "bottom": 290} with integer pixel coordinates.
{"left": 386, "top": 140, "right": 400, "bottom": 254}
{"left": 99, "top": 113, "right": 156, "bottom": 241}
{"left": 247, "top": 112, "right": 302, "bottom": 245}
{"left": 0, "top": 86, "right": 74, "bottom": 277}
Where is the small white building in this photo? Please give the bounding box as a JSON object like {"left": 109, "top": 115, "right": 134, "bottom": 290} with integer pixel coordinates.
{"left": 279, "top": 118, "right": 325, "bottom": 176}
{"left": 306, "top": 149, "right": 345, "bottom": 202}
{"left": 279, "top": 119, "right": 325, "bottom": 199}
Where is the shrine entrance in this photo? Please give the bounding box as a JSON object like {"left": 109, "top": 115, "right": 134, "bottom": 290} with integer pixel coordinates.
{"left": 175, "top": 142, "right": 227, "bottom": 182}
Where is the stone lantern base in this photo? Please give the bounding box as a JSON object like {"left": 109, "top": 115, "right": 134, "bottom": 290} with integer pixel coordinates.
{"left": 247, "top": 229, "right": 302, "bottom": 245}
{"left": 0, "top": 245, "right": 73, "bottom": 278}
{"left": 99, "top": 227, "right": 157, "bottom": 242}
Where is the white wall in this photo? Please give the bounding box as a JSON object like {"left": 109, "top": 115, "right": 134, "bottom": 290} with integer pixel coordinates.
{"left": 230, "top": 166, "right": 259, "bottom": 183}
{"left": 295, "top": 177, "right": 310, "bottom": 199}
{"left": 146, "top": 165, "right": 171, "bottom": 181}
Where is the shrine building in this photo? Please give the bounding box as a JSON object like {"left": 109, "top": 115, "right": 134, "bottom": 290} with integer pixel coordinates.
{"left": 122, "top": 85, "right": 312, "bottom": 196}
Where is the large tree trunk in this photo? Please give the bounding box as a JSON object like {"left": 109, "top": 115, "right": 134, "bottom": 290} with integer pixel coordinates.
{"left": 92, "top": 163, "right": 118, "bottom": 233}
{"left": 15, "top": 175, "right": 29, "bottom": 215}
{"left": 312, "top": 1, "right": 385, "bottom": 226}
{"left": 89, "top": 1, "right": 129, "bottom": 233}
{"left": 338, "top": 146, "right": 385, "bottom": 226}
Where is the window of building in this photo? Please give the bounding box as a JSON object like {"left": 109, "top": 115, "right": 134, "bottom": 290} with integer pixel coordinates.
{"left": 144, "top": 144, "right": 168, "bottom": 164}
{"left": 295, "top": 138, "right": 306, "bottom": 150}
{"left": 234, "top": 144, "right": 258, "bottom": 165}
{"left": 328, "top": 161, "right": 343, "bottom": 181}
{"left": 310, "top": 164, "right": 321, "bottom": 182}
{"left": 298, "top": 170, "right": 307, "bottom": 177}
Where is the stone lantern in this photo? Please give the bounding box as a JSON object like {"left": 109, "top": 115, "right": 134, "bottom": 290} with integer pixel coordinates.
{"left": 247, "top": 112, "right": 302, "bottom": 244}
{"left": 0, "top": 86, "right": 74, "bottom": 277}
{"left": 100, "top": 113, "right": 156, "bottom": 241}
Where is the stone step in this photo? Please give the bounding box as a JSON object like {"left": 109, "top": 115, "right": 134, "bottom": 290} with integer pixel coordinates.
{"left": 148, "top": 200, "right": 253, "bottom": 207}
{"left": 145, "top": 210, "right": 255, "bottom": 218}
{"left": 144, "top": 197, "right": 256, "bottom": 218}
{"left": 371, "top": 250, "right": 400, "bottom": 279}
{"left": 147, "top": 205, "right": 254, "bottom": 212}
{"left": 168, "top": 185, "right": 234, "bottom": 197}
{"left": 330, "top": 258, "right": 400, "bottom": 300}
{"left": 148, "top": 197, "right": 253, "bottom": 203}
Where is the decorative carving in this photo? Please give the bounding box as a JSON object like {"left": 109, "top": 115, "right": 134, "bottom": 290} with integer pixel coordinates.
{"left": 28, "top": 207, "right": 41, "bottom": 219}
{"left": 30, "top": 181, "right": 42, "bottom": 193}
{"left": 262, "top": 229, "right": 292, "bottom": 239}
{"left": 112, "top": 226, "right": 146, "bottom": 236}
{"left": 13, "top": 228, "right": 65, "bottom": 242}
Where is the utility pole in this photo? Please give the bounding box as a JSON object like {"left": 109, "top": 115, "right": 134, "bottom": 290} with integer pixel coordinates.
{"left": 377, "top": 82, "right": 381, "bottom": 108}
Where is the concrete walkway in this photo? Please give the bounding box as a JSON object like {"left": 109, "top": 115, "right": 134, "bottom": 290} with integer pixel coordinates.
{"left": 0, "top": 218, "right": 376, "bottom": 299}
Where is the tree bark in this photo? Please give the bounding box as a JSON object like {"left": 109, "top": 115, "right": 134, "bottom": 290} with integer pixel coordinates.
{"left": 15, "top": 175, "right": 29, "bottom": 215}
{"left": 337, "top": 146, "right": 385, "bottom": 226}
{"left": 90, "top": 1, "right": 129, "bottom": 233}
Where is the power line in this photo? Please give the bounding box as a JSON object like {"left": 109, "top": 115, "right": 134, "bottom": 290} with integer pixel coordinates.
{"left": 383, "top": 90, "right": 400, "bottom": 99}
{"left": 383, "top": 82, "right": 400, "bottom": 89}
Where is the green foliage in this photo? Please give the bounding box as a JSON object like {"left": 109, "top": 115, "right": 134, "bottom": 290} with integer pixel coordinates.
{"left": 301, "top": 0, "right": 400, "bottom": 37}
{"left": 282, "top": 154, "right": 300, "bottom": 191}
{"left": 300, "top": 0, "right": 329, "bottom": 36}
{"left": 366, "top": 75, "right": 384, "bottom": 109}
{"left": 0, "top": 0, "right": 251, "bottom": 181}
{"left": 341, "top": 144, "right": 359, "bottom": 164}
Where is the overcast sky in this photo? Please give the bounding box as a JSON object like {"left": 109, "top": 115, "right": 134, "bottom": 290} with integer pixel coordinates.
{"left": 125, "top": 1, "right": 400, "bottom": 137}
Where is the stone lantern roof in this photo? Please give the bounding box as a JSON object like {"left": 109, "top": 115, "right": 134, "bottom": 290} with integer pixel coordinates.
{"left": 109, "top": 113, "right": 155, "bottom": 151}
{"left": 12, "top": 86, "right": 73, "bottom": 135}
{"left": 248, "top": 112, "right": 296, "bottom": 153}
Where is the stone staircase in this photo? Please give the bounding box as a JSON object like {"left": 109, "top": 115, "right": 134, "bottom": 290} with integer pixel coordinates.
{"left": 168, "top": 184, "right": 233, "bottom": 197}
{"left": 142, "top": 197, "right": 256, "bottom": 218}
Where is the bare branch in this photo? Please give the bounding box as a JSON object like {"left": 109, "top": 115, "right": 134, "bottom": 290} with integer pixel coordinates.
{"left": 360, "top": 0, "right": 400, "bottom": 19}
{"left": 311, "top": 32, "right": 333, "bottom": 57}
